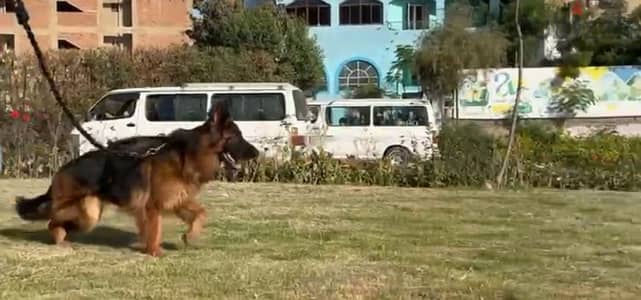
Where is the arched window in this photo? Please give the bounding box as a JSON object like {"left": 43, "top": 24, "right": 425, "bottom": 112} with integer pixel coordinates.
{"left": 338, "top": 60, "right": 379, "bottom": 90}
{"left": 339, "top": 0, "right": 383, "bottom": 25}
{"left": 286, "top": 0, "right": 331, "bottom": 26}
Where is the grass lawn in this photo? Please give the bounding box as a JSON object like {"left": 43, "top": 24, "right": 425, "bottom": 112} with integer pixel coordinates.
{"left": 0, "top": 179, "right": 640, "bottom": 299}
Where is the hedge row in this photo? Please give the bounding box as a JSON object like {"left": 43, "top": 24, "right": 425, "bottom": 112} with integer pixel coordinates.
{"left": 2, "top": 48, "right": 640, "bottom": 191}
{"left": 226, "top": 123, "right": 641, "bottom": 191}
{"left": 0, "top": 46, "right": 299, "bottom": 177}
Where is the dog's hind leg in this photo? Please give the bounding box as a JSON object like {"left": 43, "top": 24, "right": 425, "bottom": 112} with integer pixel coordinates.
{"left": 77, "top": 196, "right": 102, "bottom": 233}
{"left": 175, "top": 200, "right": 207, "bottom": 247}
{"left": 48, "top": 202, "right": 79, "bottom": 247}
{"left": 48, "top": 196, "right": 102, "bottom": 246}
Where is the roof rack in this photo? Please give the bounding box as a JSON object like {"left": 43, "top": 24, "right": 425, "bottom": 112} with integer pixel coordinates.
{"left": 180, "top": 82, "right": 292, "bottom": 90}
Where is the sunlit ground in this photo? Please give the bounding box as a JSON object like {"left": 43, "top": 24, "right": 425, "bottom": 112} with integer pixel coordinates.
{"left": 1, "top": 179, "right": 640, "bottom": 299}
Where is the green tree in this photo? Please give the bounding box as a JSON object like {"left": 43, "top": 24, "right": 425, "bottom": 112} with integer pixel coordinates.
{"left": 349, "top": 84, "right": 386, "bottom": 99}
{"left": 187, "top": 2, "right": 324, "bottom": 91}
{"left": 556, "top": 0, "right": 641, "bottom": 68}
{"left": 499, "top": 0, "right": 556, "bottom": 66}
{"left": 415, "top": 1, "right": 509, "bottom": 122}
{"left": 386, "top": 45, "right": 416, "bottom": 96}
{"left": 548, "top": 79, "right": 597, "bottom": 127}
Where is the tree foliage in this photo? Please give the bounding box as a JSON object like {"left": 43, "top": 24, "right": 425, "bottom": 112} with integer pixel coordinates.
{"left": 556, "top": 0, "right": 641, "bottom": 67}
{"left": 386, "top": 45, "right": 416, "bottom": 96}
{"left": 495, "top": 0, "right": 557, "bottom": 66}
{"left": 549, "top": 79, "right": 597, "bottom": 117}
{"left": 187, "top": 2, "right": 325, "bottom": 91}
{"left": 415, "top": 2, "right": 509, "bottom": 113}
{"left": 349, "top": 84, "right": 386, "bottom": 99}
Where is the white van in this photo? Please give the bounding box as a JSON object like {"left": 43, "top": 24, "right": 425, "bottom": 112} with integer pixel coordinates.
{"left": 306, "top": 98, "right": 439, "bottom": 165}
{"left": 71, "top": 82, "right": 309, "bottom": 158}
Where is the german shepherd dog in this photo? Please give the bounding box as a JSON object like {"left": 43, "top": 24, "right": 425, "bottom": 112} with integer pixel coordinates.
{"left": 14, "top": 102, "right": 259, "bottom": 257}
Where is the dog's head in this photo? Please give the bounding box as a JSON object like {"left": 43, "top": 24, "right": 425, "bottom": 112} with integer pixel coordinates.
{"left": 207, "top": 102, "right": 259, "bottom": 163}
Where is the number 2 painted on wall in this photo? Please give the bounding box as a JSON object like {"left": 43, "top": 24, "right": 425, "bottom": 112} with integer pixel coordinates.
{"left": 494, "top": 72, "right": 515, "bottom": 97}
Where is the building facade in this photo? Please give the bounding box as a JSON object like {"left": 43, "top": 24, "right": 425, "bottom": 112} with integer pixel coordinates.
{"left": 0, "top": 0, "right": 193, "bottom": 55}
{"left": 247, "top": 0, "right": 445, "bottom": 101}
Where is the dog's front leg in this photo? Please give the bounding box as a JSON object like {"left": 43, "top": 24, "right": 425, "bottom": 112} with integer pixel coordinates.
{"left": 130, "top": 208, "right": 147, "bottom": 250}
{"left": 175, "top": 200, "right": 207, "bottom": 247}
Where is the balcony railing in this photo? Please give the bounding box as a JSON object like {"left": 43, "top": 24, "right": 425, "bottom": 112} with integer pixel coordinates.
{"left": 403, "top": 19, "right": 430, "bottom": 30}
{"left": 385, "top": 18, "right": 433, "bottom": 31}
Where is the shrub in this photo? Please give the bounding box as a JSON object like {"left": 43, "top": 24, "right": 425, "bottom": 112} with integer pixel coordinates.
{"left": 0, "top": 45, "right": 301, "bottom": 177}
{"left": 223, "top": 123, "right": 641, "bottom": 191}
{"left": 2, "top": 48, "right": 640, "bottom": 191}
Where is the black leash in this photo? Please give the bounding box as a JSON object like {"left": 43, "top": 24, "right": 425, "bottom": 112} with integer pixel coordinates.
{"left": 13, "top": 0, "right": 162, "bottom": 158}
{"left": 13, "top": 1, "right": 239, "bottom": 168}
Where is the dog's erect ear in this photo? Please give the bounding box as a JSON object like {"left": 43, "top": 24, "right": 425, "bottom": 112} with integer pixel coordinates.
{"left": 210, "top": 101, "right": 230, "bottom": 131}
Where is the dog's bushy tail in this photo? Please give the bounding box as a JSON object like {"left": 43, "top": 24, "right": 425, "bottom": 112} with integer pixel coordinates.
{"left": 15, "top": 187, "right": 52, "bottom": 221}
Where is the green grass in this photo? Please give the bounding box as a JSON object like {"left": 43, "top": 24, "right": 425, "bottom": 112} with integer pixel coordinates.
{"left": 1, "top": 179, "right": 641, "bottom": 299}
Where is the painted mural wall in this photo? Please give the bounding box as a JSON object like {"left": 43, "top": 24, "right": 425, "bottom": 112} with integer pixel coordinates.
{"left": 456, "top": 66, "right": 641, "bottom": 119}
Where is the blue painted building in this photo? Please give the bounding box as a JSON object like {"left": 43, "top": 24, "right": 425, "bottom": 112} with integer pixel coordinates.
{"left": 246, "top": 0, "right": 446, "bottom": 101}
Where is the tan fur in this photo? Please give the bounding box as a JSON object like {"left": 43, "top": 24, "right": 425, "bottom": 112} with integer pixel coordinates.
{"left": 78, "top": 196, "right": 101, "bottom": 232}
{"left": 33, "top": 103, "right": 257, "bottom": 257}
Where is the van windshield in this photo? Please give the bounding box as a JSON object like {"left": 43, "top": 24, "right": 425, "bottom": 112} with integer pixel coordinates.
{"left": 373, "top": 106, "right": 428, "bottom": 126}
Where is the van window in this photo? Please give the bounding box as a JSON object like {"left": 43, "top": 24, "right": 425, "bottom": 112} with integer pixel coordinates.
{"left": 373, "top": 106, "right": 428, "bottom": 126}
{"left": 211, "top": 93, "right": 285, "bottom": 121}
{"left": 145, "top": 93, "right": 208, "bottom": 122}
{"left": 293, "top": 89, "right": 308, "bottom": 121}
{"left": 91, "top": 92, "right": 139, "bottom": 121}
{"left": 326, "top": 106, "right": 370, "bottom": 126}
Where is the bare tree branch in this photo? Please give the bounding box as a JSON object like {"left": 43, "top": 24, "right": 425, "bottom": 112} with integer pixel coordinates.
{"left": 497, "top": 0, "right": 523, "bottom": 187}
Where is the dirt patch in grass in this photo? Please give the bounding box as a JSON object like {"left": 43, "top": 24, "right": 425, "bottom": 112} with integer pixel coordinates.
{"left": 1, "top": 179, "right": 641, "bottom": 299}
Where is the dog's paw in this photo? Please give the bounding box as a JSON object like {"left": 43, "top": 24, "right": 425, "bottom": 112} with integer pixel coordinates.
{"left": 181, "top": 233, "right": 190, "bottom": 247}
{"left": 181, "top": 233, "right": 203, "bottom": 249}
{"left": 129, "top": 241, "right": 146, "bottom": 250}
{"left": 145, "top": 247, "right": 163, "bottom": 257}
{"left": 56, "top": 241, "right": 73, "bottom": 249}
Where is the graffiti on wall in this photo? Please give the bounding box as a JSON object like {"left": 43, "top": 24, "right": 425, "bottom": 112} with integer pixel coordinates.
{"left": 457, "top": 66, "right": 641, "bottom": 119}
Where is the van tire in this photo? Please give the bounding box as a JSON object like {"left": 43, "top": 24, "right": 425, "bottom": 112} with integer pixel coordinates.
{"left": 383, "top": 146, "right": 411, "bottom": 166}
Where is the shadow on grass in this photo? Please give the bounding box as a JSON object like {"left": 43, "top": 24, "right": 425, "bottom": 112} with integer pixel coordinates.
{"left": 0, "top": 226, "right": 178, "bottom": 250}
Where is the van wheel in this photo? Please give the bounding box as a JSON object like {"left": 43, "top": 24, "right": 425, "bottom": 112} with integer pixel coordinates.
{"left": 384, "top": 146, "right": 411, "bottom": 166}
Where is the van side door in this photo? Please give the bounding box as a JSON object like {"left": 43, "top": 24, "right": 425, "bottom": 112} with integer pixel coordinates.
{"left": 135, "top": 92, "right": 209, "bottom": 137}
{"left": 322, "top": 105, "right": 372, "bottom": 159}
{"left": 372, "top": 105, "right": 433, "bottom": 158}
{"left": 211, "top": 92, "right": 289, "bottom": 158}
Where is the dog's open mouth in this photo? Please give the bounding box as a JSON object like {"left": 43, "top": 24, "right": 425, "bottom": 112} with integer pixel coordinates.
{"left": 221, "top": 153, "right": 239, "bottom": 170}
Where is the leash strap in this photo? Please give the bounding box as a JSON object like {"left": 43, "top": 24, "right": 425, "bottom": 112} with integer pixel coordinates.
{"left": 13, "top": 0, "right": 165, "bottom": 158}
{"left": 14, "top": 0, "right": 108, "bottom": 151}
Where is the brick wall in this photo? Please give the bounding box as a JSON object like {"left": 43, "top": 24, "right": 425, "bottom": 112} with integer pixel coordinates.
{"left": 136, "top": 0, "right": 191, "bottom": 27}
{"left": 15, "top": 33, "right": 51, "bottom": 54}
{"left": 58, "top": 12, "right": 98, "bottom": 27}
{"left": 58, "top": 32, "right": 99, "bottom": 48}
{"left": 134, "top": 32, "right": 189, "bottom": 49}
